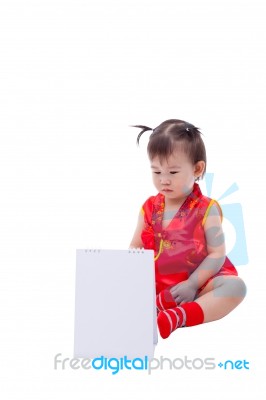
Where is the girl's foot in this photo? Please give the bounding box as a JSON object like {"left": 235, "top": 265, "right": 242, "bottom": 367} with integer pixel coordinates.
{"left": 156, "top": 289, "right": 177, "bottom": 311}
{"left": 157, "top": 307, "right": 185, "bottom": 338}
{"left": 157, "top": 302, "right": 204, "bottom": 339}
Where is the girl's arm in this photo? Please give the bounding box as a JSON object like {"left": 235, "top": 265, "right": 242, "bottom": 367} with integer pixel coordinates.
{"left": 129, "top": 211, "right": 145, "bottom": 249}
{"left": 187, "top": 202, "right": 226, "bottom": 289}
{"left": 171, "top": 202, "right": 226, "bottom": 303}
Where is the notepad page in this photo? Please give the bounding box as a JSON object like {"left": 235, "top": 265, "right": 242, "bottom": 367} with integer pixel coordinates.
{"left": 74, "top": 249, "right": 157, "bottom": 359}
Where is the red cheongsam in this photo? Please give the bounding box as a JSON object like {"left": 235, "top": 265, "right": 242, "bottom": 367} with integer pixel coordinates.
{"left": 140, "top": 182, "right": 238, "bottom": 295}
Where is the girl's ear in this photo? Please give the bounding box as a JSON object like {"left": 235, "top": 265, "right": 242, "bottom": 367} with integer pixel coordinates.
{"left": 194, "top": 161, "right": 205, "bottom": 176}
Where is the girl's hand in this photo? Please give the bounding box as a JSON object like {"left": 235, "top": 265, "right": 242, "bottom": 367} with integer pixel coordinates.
{"left": 170, "top": 280, "right": 198, "bottom": 305}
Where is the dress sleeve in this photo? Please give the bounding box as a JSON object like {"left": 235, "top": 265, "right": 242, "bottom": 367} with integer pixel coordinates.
{"left": 214, "top": 200, "right": 223, "bottom": 222}
{"left": 140, "top": 196, "right": 156, "bottom": 250}
{"left": 202, "top": 199, "right": 223, "bottom": 226}
{"left": 140, "top": 196, "right": 155, "bottom": 225}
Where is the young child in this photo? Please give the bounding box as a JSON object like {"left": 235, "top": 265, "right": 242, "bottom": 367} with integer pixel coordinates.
{"left": 129, "top": 119, "right": 246, "bottom": 339}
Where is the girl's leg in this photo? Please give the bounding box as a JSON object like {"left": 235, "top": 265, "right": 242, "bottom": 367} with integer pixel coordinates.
{"left": 157, "top": 275, "right": 246, "bottom": 338}
{"left": 195, "top": 275, "right": 247, "bottom": 323}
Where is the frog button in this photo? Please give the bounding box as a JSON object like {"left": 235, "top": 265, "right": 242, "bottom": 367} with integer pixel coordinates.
{"left": 162, "top": 240, "right": 172, "bottom": 249}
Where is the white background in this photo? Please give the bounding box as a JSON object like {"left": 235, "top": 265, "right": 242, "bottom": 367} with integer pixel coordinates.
{"left": 0, "top": 0, "right": 265, "bottom": 398}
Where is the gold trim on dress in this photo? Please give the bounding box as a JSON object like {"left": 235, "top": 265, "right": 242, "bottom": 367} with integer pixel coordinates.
{"left": 202, "top": 199, "right": 223, "bottom": 226}
{"left": 154, "top": 239, "right": 163, "bottom": 261}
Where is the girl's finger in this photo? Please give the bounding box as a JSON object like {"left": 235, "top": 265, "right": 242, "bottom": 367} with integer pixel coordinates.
{"left": 170, "top": 284, "right": 180, "bottom": 295}
{"left": 175, "top": 296, "right": 181, "bottom": 304}
{"left": 170, "top": 289, "right": 177, "bottom": 297}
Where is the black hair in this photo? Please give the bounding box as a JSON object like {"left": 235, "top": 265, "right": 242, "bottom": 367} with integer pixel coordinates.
{"left": 130, "top": 119, "right": 207, "bottom": 182}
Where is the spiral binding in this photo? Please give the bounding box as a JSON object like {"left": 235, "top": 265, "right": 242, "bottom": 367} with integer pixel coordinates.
{"left": 84, "top": 248, "right": 145, "bottom": 254}
{"left": 128, "top": 248, "right": 145, "bottom": 254}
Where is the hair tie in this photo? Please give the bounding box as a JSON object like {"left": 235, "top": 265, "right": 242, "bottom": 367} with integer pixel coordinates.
{"left": 185, "top": 124, "right": 201, "bottom": 136}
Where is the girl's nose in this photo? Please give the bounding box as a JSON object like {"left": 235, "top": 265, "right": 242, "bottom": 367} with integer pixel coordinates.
{"left": 160, "top": 176, "right": 171, "bottom": 184}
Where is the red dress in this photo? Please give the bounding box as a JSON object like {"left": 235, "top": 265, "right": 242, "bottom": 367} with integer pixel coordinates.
{"left": 140, "top": 182, "right": 238, "bottom": 295}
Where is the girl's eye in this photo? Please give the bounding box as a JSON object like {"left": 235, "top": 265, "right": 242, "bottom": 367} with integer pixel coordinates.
{"left": 153, "top": 171, "right": 179, "bottom": 175}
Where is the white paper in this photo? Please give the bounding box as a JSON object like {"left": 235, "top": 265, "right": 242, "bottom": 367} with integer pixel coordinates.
{"left": 74, "top": 249, "right": 157, "bottom": 359}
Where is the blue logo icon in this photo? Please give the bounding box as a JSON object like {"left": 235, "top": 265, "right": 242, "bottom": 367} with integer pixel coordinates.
{"left": 204, "top": 173, "right": 248, "bottom": 266}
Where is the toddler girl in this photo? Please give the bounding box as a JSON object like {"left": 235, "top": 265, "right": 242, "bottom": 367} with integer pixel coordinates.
{"left": 129, "top": 119, "right": 246, "bottom": 339}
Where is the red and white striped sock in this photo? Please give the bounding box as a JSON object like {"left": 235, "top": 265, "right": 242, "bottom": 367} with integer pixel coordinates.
{"left": 156, "top": 289, "right": 177, "bottom": 311}
{"left": 157, "top": 302, "right": 204, "bottom": 339}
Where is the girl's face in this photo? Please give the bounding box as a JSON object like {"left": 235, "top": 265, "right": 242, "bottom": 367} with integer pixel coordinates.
{"left": 150, "top": 149, "right": 204, "bottom": 205}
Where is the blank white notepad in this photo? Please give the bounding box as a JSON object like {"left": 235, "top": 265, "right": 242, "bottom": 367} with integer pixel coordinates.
{"left": 74, "top": 249, "right": 157, "bottom": 359}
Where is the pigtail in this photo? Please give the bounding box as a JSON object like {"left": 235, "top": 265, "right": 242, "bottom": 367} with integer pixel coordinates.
{"left": 184, "top": 123, "right": 202, "bottom": 139}
{"left": 130, "top": 125, "right": 153, "bottom": 146}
